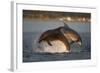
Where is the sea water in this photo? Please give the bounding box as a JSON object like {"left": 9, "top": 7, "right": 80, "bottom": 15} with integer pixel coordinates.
{"left": 23, "top": 19, "right": 91, "bottom": 62}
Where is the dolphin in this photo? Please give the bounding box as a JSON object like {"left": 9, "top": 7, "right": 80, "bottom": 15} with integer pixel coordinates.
{"left": 38, "top": 19, "right": 82, "bottom": 52}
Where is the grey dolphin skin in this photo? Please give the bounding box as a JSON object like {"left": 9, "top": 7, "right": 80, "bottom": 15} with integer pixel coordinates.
{"left": 38, "top": 27, "right": 71, "bottom": 51}
{"left": 38, "top": 20, "right": 82, "bottom": 52}
{"left": 62, "top": 22, "right": 82, "bottom": 46}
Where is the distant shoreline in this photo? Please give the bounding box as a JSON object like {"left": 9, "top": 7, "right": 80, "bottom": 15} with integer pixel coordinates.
{"left": 23, "top": 18, "right": 90, "bottom": 23}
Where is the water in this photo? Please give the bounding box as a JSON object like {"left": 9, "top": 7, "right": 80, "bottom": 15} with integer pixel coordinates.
{"left": 23, "top": 19, "right": 91, "bottom": 62}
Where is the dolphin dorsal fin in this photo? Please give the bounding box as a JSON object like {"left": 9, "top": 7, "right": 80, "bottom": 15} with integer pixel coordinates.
{"left": 59, "top": 18, "right": 70, "bottom": 29}
{"left": 63, "top": 22, "right": 70, "bottom": 29}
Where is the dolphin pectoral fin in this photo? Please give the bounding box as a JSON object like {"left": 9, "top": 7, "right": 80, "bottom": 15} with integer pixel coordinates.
{"left": 62, "top": 40, "right": 70, "bottom": 52}
{"left": 38, "top": 39, "right": 43, "bottom": 43}
{"left": 47, "top": 41, "right": 52, "bottom": 46}
{"left": 59, "top": 36, "right": 70, "bottom": 52}
{"left": 65, "top": 42, "right": 70, "bottom": 51}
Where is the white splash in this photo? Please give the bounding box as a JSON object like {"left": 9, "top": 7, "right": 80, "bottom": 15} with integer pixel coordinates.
{"left": 33, "top": 34, "right": 69, "bottom": 53}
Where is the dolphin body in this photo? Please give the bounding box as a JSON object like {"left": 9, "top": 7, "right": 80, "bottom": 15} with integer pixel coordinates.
{"left": 38, "top": 26, "right": 71, "bottom": 51}
{"left": 38, "top": 20, "right": 82, "bottom": 52}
